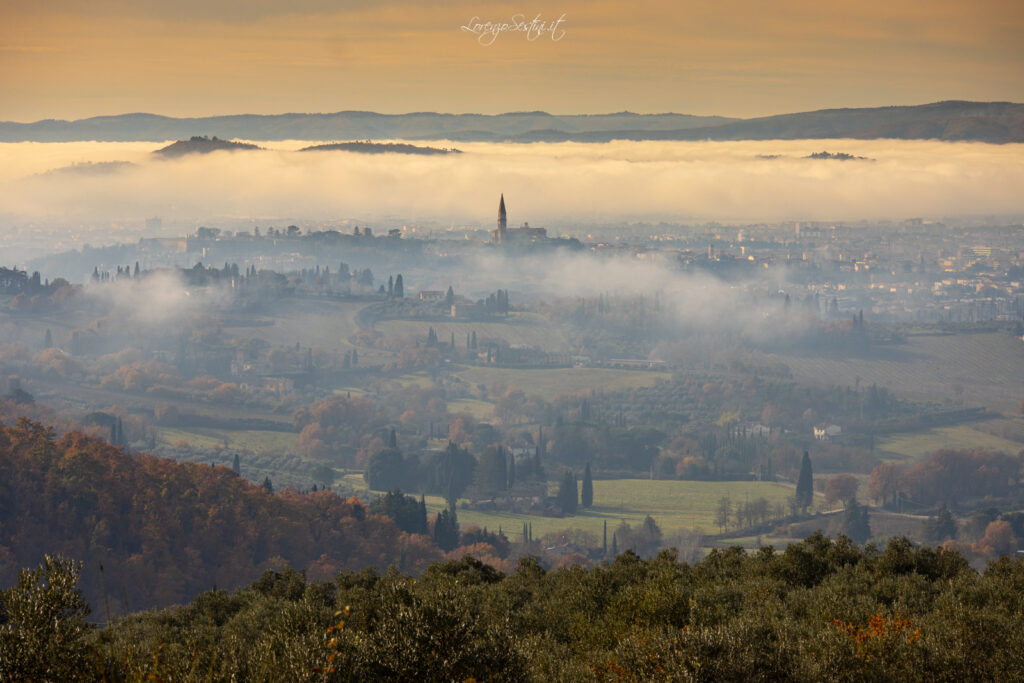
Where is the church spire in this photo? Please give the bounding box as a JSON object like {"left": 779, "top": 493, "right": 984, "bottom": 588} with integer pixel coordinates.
{"left": 496, "top": 194, "right": 508, "bottom": 243}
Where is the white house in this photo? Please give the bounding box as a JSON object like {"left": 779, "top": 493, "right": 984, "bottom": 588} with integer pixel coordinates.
{"left": 814, "top": 424, "right": 842, "bottom": 441}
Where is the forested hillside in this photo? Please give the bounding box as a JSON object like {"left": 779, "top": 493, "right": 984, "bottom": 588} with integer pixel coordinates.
{"left": 0, "top": 418, "right": 443, "bottom": 611}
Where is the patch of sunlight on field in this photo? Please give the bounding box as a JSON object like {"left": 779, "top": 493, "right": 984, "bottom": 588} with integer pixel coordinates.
{"left": 391, "top": 372, "right": 439, "bottom": 389}
{"left": 410, "top": 479, "right": 796, "bottom": 542}
{"left": 878, "top": 423, "right": 1024, "bottom": 462}
{"left": 447, "top": 398, "right": 496, "bottom": 420}
{"left": 222, "top": 299, "right": 366, "bottom": 352}
{"left": 333, "top": 387, "right": 369, "bottom": 397}
{"left": 455, "top": 366, "right": 664, "bottom": 402}
{"left": 706, "top": 535, "right": 802, "bottom": 550}
{"left": 375, "top": 313, "right": 570, "bottom": 352}
{"left": 342, "top": 473, "right": 369, "bottom": 492}
{"left": 157, "top": 427, "right": 300, "bottom": 454}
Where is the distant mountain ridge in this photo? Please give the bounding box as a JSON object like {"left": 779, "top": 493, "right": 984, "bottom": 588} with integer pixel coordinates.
{"left": 544, "top": 101, "right": 1024, "bottom": 143}
{"left": 1, "top": 101, "right": 1021, "bottom": 143}
{"left": 0, "top": 111, "right": 732, "bottom": 143}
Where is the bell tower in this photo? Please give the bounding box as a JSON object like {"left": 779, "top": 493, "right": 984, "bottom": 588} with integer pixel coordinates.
{"left": 497, "top": 194, "right": 507, "bottom": 243}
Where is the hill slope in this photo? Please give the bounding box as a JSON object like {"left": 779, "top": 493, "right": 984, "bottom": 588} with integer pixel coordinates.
{"left": 153, "top": 135, "right": 261, "bottom": 157}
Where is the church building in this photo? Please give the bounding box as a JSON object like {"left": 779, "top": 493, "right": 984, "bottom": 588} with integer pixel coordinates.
{"left": 491, "top": 194, "right": 547, "bottom": 244}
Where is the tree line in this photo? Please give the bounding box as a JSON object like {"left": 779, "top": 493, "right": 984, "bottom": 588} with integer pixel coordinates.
{"left": 4, "top": 533, "right": 1024, "bottom": 680}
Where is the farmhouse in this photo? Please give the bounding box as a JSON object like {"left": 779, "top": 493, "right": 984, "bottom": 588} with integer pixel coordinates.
{"left": 745, "top": 423, "right": 771, "bottom": 438}
{"left": 0, "top": 267, "right": 28, "bottom": 292}
{"left": 814, "top": 424, "right": 843, "bottom": 441}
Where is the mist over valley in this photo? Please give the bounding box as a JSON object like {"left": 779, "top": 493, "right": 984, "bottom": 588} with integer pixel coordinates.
{"left": 1, "top": 111, "right": 1024, "bottom": 683}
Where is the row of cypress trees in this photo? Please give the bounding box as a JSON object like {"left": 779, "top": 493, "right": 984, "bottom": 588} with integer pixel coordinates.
{"left": 556, "top": 463, "right": 594, "bottom": 514}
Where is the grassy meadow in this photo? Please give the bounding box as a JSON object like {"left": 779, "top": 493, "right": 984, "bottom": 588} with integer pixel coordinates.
{"left": 453, "top": 365, "right": 665, "bottom": 402}
{"left": 346, "top": 473, "right": 797, "bottom": 542}
{"left": 758, "top": 331, "right": 1024, "bottom": 413}
{"left": 877, "top": 422, "right": 1024, "bottom": 462}
{"left": 446, "top": 398, "right": 497, "bottom": 420}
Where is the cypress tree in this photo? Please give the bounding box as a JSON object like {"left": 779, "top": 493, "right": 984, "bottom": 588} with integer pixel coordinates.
{"left": 581, "top": 462, "right": 594, "bottom": 508}
{"left": 923, "top": 504, "right": 957, "bottom": 543}
{"left": 602, "top": 519, "right": 608, "bottom": 555}
{"left": 611, "top": 533, "right": 618, "bottom": 558}
{"left": 433, "top": 508, "right": 459, "bottom": 551}
{"left": 557, "top": 469, "right": 578, "bottom": 514}
{"left": 232, "top": 453, "right": 241, "bottom": 475}
{"left": 796, "top": 450, "right": 814, "bottom": 513}
{"left": 417, "top": 495, "right": 428, "bottom": 536}
{"left": 841, "top": 499, "right": 871, "bottom": 544}
{"left": 394, "top": 274, "right": 404, "bottom": 298}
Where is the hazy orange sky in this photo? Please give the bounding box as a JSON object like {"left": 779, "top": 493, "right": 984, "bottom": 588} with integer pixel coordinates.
{"left": 1, "top": 0, "right": 1022, "bottom": 121}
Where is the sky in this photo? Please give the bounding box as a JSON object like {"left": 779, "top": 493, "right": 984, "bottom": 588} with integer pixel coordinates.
{"left": 1, "top": 0, "right": 1022, "bottom": 121}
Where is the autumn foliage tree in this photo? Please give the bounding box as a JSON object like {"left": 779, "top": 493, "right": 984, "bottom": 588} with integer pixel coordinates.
{"left": 292, "top": 394, "right": 386, "bottom": 465}
{"left": 868, "top": 462, "right": 903, "bottom": 507}
{"left": 974, "top": 520, "right": 1016, "bottom": 558}
{"left": 824, "top": 474, "right": 859, "bottom": 509}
